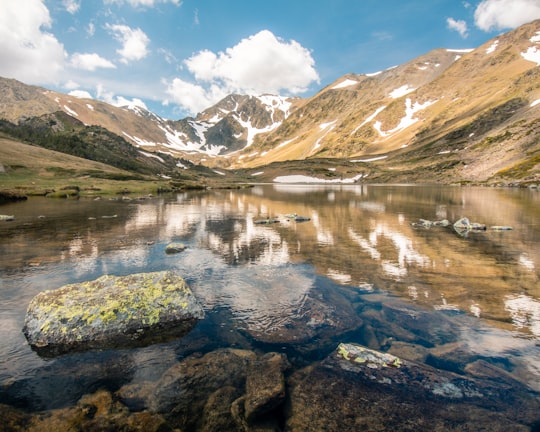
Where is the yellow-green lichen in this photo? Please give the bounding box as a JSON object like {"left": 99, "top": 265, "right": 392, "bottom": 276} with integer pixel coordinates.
{"left": 337, "top": 343, "right": 402, "bottom": 369}
{"left": 29, "top": 271, "right": 197, "bottom": 337}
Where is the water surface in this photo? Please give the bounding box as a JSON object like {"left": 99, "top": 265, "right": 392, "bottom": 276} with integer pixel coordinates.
{"left": 0, "top": 184, "right": 539, "bottom": 411}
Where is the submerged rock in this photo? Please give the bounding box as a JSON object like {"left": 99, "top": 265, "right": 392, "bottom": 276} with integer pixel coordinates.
{"left": 285, "top": 342, "right": 540, "bottom": 431}
{"left": 165, "top": 242, "right": 186, "bottom": 254}
{"left": 244, "top": 352, "right": 289, "bottom": 422}
{"left": 23, "top": 271, "right": 204, "bottom": 357}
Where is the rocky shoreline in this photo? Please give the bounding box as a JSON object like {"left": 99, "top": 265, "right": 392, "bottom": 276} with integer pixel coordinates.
{"left": 1, "top": 342, "right": 539, "bottom": 431}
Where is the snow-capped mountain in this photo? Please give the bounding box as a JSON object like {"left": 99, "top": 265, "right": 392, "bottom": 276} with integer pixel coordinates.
{"left": 2, "top": 19, "right": 540, "bottom": 185}
{"left": 162, "top": 94, "right": 297, "bottom": 156}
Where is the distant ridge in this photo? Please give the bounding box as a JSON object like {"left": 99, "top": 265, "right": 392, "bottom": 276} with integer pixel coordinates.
{"left": 1, "top": 19, "right": 540, "bottom": 185}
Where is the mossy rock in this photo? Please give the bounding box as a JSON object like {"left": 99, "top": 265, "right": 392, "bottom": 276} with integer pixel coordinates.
{"left": 165, "top": 243, "right": 186, "bottom": 254}
{"left": 23, "top": 271, "right": 204, "bottom": 357}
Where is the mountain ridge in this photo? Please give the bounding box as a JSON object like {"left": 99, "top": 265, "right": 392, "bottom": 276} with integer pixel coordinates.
{"left": 1, "top": 19, "right": 540, "bottom": 185}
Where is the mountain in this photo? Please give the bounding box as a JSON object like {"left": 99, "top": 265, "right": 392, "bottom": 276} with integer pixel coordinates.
{"left": 233, "top": 19, "right": 540, "bottom": 185}
{"left": 1, "top": 20, "right": 540, "bottom": 185}
{"left": 0, "top": 80, "right": 297, "bottom": 162}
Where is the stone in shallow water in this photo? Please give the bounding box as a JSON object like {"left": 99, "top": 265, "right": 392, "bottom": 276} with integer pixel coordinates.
{"left": 23, "top": 271, "right": 204, "bottom": 357}
{"left": 285, "top": 343, "right": 540, "bottom": 431}
{"left": 165, "top": 242, "right": 186, "bottom": 254}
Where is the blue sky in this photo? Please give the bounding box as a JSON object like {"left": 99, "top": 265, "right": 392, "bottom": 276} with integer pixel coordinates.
{"left": 2, "top": 0, "right": 540, "bottom": 120}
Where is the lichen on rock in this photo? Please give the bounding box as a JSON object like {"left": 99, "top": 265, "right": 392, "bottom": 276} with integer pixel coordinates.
{"left": 337, "top": 343, "right": 402, "bottom": 368}
{"left": 23, "top": 271, "right": 204, "bottom": 357}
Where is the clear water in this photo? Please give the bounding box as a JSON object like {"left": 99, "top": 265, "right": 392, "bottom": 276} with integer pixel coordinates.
{"left": 0, "top": 185, "right": 539, "bottom": 411}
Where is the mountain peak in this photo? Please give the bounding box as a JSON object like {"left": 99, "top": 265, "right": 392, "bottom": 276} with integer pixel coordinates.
{"left": 1, "top": 20, "right": 540, "bottom": 185}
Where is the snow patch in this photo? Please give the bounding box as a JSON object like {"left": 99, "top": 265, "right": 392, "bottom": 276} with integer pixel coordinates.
{"left": 319, "top": 120, "right": 336, "bottom": 130}
{"left": 530, "top": 31, "right": 540, "bottom": 43}
{"left": 277, "top": 137, "right": 297, "bottom": 149}
{"left": 314, "top": 120, "right": 337, "bottom": 150}
{"left": 486, "top": 40, "right": 499, "bottom": 54}
{"left": 521, "top": 46, "right": 540, "bottom": 65}
{"left": 374, "top": 98, "right": 437, "bottom": 137}
{"left": 331, "top": 78, "right": 358, "bottom": 89}
{"left": 446, "top": 48, "right": 474, "bottom": 53}
{"left": 86, "top": 104, "right": 94, "bottom": 111}
{"left": 257, "top": 94, "right": 292, "bottom": 116}
{"left": 273, "top": 174, "right": 365, "bottom": 184}
{"left": 351, "top": 106, "right": 387, "bottom": 135}
{"left": 351, "top": 155, "right": 388, "bottom": 162}
{"left": 236, "top": 116, "right": 281, "bottom": 148}
{"left": 366, "top": 71, "right": 382, "bottom": 77}
{"left": 63, "top": 105, "right": 78, "bottom": 117}
{"left": 139, "top": 150, "right": 165, "bottom": 163}
{"left": 176, "top": 161, "right": 188, "bottom": 169}
{"left": 531, "top": 99, "right": 540, "bottom": 107}
{"left": 389, "top": 85, "right": 416, "bottom": 99}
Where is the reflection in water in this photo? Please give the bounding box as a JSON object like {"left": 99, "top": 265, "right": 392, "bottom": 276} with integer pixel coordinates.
{"left": 505, "top": 294, "right": 540, "bottom": 337}
{"left": 1, "top": 185, "right": 539, "bottom": 409}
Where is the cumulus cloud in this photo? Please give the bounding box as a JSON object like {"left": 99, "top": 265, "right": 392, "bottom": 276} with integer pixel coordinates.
{"left": 447, "top": 17, "right": 469, "bottom": 38}
{"left": 165, "top": 78, "right": 229, "bottom": 114}
{"left": 474, "top": 0, "right": 540, "bottom": 31}
{"left": 0, "top": 0, "right": 66, "bottom": 84}
{"left": 96, "top": 83, "right": 149, "bottom": 109}
{"left": 106, "top": 24, "right": 150, "bottom": 63}
{"left": 70, "top": 52, "right": 116, "bottom": 71}
{"left": 166, "top": 29, "right": 319, "bottom": 115}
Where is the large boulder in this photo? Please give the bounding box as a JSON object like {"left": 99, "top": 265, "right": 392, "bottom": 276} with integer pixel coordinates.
{"left": 285, "top": 343, "right": 540, "bottom": 431}
{"left": 23, "top": 271, "right": 204, "bottom": 357}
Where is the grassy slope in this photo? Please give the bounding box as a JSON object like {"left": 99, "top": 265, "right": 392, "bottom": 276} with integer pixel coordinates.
{"left": 0, "top": 136, "right": 170, "bottom": 196}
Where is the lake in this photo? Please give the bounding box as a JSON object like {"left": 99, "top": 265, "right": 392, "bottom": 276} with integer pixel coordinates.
{"left": 1, "top": 184, "right": 539, "bottom": 429}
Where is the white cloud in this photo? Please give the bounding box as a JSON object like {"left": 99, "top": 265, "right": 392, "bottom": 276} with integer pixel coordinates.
{"left": 106, "top": 24, "right": 150, "bottom": 63}
{"left": 165, "top": 78, "right": 228, "bottom": 114}
{"left": 474, "top": 0, "right": 540, "bottom": 31}
{"left": 62, "top": 0, "right": 80, "bottom": 14}
{"left": 87, "top": 22, "right": 96, "bottom": 37}
{"left": 70, "top": 52, "right": 116, "bottom": 71}
{"left": 104, "top": 0, "right": 181, "bottom": 6}
{"left": 96, "top": 83, "right": 148, "bottom": 109}
{"left": 69, "top": 89, "right": 93, "bottom": 99}
{"left": 166, "top": 29, "right": 319, "bottom": 115}
{"left": 64, "top": 80, "right": 80, "bottom": 90}
{"left": 0, "top": 0, "right": 66, "bottom": 84}
{"left": 447, "top": 17, "right": 469, "bottom": 38}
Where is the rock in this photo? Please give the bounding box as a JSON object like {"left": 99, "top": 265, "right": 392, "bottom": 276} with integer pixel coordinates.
{"left": 411, "top": 218, "right": 449, "bottom": 228}
{"left": 24, "top": 389, "right": 173, "bottom": 432}
{"left": 285, "top": 343, "right": 540, "bottom": 431}
{"left": 0, "top": 190, "right": 27, "bottom": 203}
{"left": 200, "top": 386, "right": 243, "bottom": 432}
{"left": 165, "top": 242, "right": 186, "bottom": 254}
{"left": 23, "top": 271, "right": 204, "bottom": 356}
{"left": 0, "top": 404, "right": 28, "bottom": 431}
{"left": 254, "top": 218, "right": 280, "bottom": 224}
{"left": 145, "top": 348, "right": 289, "bottom": 431}
{"left": 244, "top": 352, "right": 289, "bottom": 422}
{"left": 453, "top": 217, "right": 486, "bottom": 235}
{"left": 149, "top": 349, "right": 257, "bottom": 422}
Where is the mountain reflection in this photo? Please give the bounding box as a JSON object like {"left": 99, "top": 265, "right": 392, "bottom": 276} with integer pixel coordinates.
{"left": 0, "top": 184, "right": 538, "bottom": 340}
